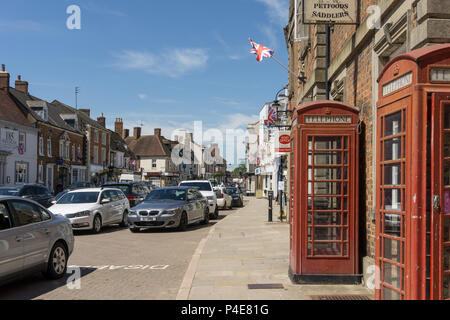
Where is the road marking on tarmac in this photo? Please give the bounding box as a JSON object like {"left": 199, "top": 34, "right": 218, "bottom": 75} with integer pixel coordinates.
{"left": 68, "top": 265, "right": 170, "bottom": 270}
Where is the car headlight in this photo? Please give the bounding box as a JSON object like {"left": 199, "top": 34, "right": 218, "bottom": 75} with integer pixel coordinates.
{"left": 207, "top": 196, "right": 215, "bottom": 201}
{"left": 128, "top": 210, "right": 137, "bottom": 216}
{"left": 162, "top": 209, "right": 178, "bottom": 215}
{"left": 75, "top": 210, "right": 91, "bottom": 217}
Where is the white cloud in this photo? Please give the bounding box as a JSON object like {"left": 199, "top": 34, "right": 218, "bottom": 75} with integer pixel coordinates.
{"left": 255, "top": 0, "right": 289, "bottom": 25}
{"left": 114, "top": 48, "right": 209, "bottom": 78}
{"left": 138, "top": 93, "right": 148, "bottom": 100}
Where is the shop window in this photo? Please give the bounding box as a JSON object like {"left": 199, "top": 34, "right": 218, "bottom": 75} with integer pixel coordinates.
{"left": 15, "top": 162, "right": 28, "bottom": 184}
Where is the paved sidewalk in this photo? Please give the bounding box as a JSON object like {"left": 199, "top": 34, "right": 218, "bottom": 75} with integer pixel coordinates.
{"left": 182, "top": 197, "right": 373, "bottom": 300}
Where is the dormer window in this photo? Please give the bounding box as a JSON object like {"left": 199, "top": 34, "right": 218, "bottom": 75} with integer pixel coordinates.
{"left": 27, "top": 100, "right": 49, "bottom": 122}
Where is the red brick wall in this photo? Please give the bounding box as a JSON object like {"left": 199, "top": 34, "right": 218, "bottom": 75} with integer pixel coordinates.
{"left": 89, "top": 127, "right": 110, "bottom": 166}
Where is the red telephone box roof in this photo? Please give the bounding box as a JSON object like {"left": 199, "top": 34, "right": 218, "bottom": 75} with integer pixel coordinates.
{"left": 296, "top": 100, "right": 359, "bottom": 114}
{"left": 377, "top": 43, "right": 450, "bottom": 82}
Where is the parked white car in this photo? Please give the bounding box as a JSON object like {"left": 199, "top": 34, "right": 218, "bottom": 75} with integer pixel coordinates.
{"left": 215, "top": 186, "right": 233, "bottom": 210}
{"left": 48, "top": 188, "right": 130, "bottom": 233}
{"left": 178, "top": 180, "right": 218, "bottom": 219}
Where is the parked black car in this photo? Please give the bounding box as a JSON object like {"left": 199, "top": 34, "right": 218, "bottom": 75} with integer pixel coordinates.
{"left": 102, "top": 182, "right": 150, "bottom": 207}
{"left": 0, "top": 184, "right": 54, "bottom": 208}
{"left": 226, "top": 187, "right": 244, "bottom": 207}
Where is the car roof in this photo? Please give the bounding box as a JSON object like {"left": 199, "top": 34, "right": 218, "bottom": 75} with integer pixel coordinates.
{"left": 66, "top": 188, "right": 110, "bottom": 193}
{"left": 179, "top": 180, "right": 211, "bottom": 183}
{"left": 154, "top": 186, "right": 190, "bottom": 190}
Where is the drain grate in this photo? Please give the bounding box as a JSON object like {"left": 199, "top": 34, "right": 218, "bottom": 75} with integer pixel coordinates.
{"left": 311, "top": 295, "right": 372, "bottom": 301}
{"left": 248, "top": 283, "right": 285, "bottom": 290}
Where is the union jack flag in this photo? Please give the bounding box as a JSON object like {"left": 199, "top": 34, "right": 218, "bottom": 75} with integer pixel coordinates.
{"left": 249, "top": 39, "right": 274, "bottom": 62}
{"left": 265, "top": 105, "right": 278, "bottom": 127}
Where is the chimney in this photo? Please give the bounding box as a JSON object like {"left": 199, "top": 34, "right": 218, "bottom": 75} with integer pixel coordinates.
{"left": 79, "top": 109, "right": 91, "bottom": 117}
{"left": 134, "top": 127, "right": 142, "bottom": 139}
{"left": 154, "top": 128, "right": 161, "bottom": 137}
{"left": 15, "top": 75, "right": 28, "bottom": 94}
{"left": 0, "top": 64, "right": 10, "bottom": 92}
{"left": 124, "top": 129, "right": 130, "bottom": 139}
{"left": 97, "top": 113, "right": 106, "bottom": 127}
{"left": 114, "top": 118, "right": 123, "bottom": 136}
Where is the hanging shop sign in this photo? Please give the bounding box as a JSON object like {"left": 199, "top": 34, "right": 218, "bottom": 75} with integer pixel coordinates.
{"left": 275, "top": 131, "right": 291, "bottom": 153}
{"left": 303, "top": 0, "right": 358, "bottom": 24}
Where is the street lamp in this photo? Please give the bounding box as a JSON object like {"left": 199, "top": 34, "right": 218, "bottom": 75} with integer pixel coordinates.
{"left": 271, "top": 86, "right": 293, "bottom": 129}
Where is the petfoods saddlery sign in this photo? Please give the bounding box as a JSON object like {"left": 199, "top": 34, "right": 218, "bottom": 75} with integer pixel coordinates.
{"left": 304, "top": 0, "right": 358, "bottom": 24}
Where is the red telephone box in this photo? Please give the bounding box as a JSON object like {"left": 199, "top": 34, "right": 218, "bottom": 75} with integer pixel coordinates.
{"left": 376, "top": 44, "right": 450, "bottom": 300}
{"left": 289, "top": 101, "right": 360, "bottom": 283}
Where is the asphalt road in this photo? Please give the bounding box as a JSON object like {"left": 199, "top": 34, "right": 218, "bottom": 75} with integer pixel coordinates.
{"left": 0, "top": 208, "right": 238, "bottom": 300}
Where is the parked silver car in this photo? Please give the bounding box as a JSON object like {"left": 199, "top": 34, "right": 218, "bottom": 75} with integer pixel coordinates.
{"left": 49, "top": 188, "right": 130, "bottom": 233}
{"left": 128, "top": 187, "right": 209, "bottom": 232}
{"left": 0, "top": 196, "right": 74, "bottom": 285}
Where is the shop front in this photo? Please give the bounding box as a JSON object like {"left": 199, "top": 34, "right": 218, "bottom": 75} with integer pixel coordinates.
{"left": 376, "top": 44, "right": 450, "bottom": 300}
{"left": 289, "top": 101, "right": 360, "bottom": 284}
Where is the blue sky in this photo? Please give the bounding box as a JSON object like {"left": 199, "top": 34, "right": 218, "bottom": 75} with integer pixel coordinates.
{"left": 1, "top": 0, "right": 289, "bottom": 165}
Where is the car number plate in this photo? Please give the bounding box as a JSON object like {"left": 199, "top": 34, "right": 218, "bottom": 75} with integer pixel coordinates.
{"left": 141, "top": 217, "right": 156, "bottom": 222}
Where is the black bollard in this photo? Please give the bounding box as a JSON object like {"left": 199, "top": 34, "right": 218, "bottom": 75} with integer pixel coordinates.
{"left": 268, "top": 191, "right": 273, "bottom": 222}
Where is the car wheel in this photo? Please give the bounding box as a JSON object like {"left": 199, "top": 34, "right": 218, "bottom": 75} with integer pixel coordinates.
{"left": 43, "top": 242, "right": 68, "bottom": 280}
{"left": 119, "top": 211, "right": 129, "bottom": 227}
{"left": 92, "top": 215, "right": 102, "bottom": 234}
{"left": 201, "top": 208, "right": 210, "bottom": 225}
{"left": 213, "top": 206, "right": 219, "bottom": 219}
{"left": 178, "top": 212, "right": 188, "bottom": 231}
{"left": 130, "top": 227, "right": 140, "bottom": 233}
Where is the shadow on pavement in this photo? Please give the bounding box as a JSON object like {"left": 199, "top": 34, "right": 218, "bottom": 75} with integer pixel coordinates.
{"left": 0, "top": 267, "right": 96, "bottom": 300}
{"left": 73, "top": 225, "right": 128, "bottom": 236}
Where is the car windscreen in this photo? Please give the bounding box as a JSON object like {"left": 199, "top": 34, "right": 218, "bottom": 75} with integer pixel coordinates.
{"left": 103, "top": 185, "right": 129, "bottom": 194}
{"left": 145, "top": 189, "right": 186, "bottom": 201}
{"left": 179, "top": 182, "right": 212, "bottom": 191}
{"left": 58, "top": 192, "right": 99, "bottom": 204}
{"left": 0, "top": 188, "right": 20, "bottom": 196}
{"left": 226, "top": 187, "right": 238, "bottom": 194}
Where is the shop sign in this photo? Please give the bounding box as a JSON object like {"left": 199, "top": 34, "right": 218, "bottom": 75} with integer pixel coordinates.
{"left": 303, "top": 0, "right": 358, "bottom": 24}
{"left": 382, "top": 72, "right": 412, "bottom": 96}
{"left": 305, "top": 115, "right": 351, "bottom": 124}
{"left": 275, "top": 131, "right": 291, "bottom": 153}
{"left": 0, "top": 128, "right": 18, "bottom": 151}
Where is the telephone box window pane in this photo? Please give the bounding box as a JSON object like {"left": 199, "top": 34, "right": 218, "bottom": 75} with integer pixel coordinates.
{"left": 383, "top": 286, "right": 401, "bottom": 300}
{"left": 343, "top": 152, "right": 348, "bottom": 164}
{"left": 314, "top": 227, "right": 341, "bottom": 241}
{"left": 314, "top": 212, "right": 341, "bottom": 226}
{"left": 444, "top": 275, "right": 450, "bottom": 299}
{"left": 385, "top": 112, "right": 402, "bottom": 137}
{"left": 343, "top": 166, "right": 348, "bottom": 179}
{"left": 444, "top": 105, "right": 450, "bottom": 129}
{"left": 314, "top": 167, "right": 341, "bottom": 180}
{"left": 307, "top": 212, "right": 312, "bottom": 225}
{"left": 343, "top": 197, "right": 348, "bottom": 210}
{"left": 343, "top": 213, "right": 348, "bottom": 226}
{"left": 384, "top": 189, "right": 402, "bottom": 211}
{"left": 384, "top": 213, "right": 401, "bottom": 237}
{"left": 308, "top": 197, "right": 313, "bottom": 210}
{"left": 383, "top": 263, "right": 401, "bottom": 290}
{"left": 307, "top": 242, "right": 312, "bottom": 256}
{"left": 343, "top": 228, "right": 348, "bottom": 240}
{"left": 314, "top": 182, "right": 342, "bottom": 195}
{"left": 444, "top": 133, "right": 450, "bottom": 157}
{"left": 384, "top": 164, "right": 401, "bottom": 186}
{"left": 444, "top": 218, "right": 450, "bottom": 242}
{"left": 343, "top": 183, "right": 348, "bottom": 195}
{"left": 308, "top": 137, "right": 313, "bottom": 150}
{"left": 308, "top": 227, "right": 312, "bottom": 241}
{"left": 445, "top": 163, "right": 450, "bottom": 186}
{"left": 314, "top": 242, "right": 341, "bottom": 256}
{"left": 343, "top": 137, "right": 348, "bottom": 150}
{"left": 314, "top": 152, "right": 342, "bottom": 165}
{"left": 308, "top": 182, "right": 313, "bottom": 195}
{"left": 384, "top": 238, "right": 401, "bottom": 263}
{"left": 384, "top": 138, "right": 402, "bottom": 161}
{"left": 443, "top": 246, "right": 450, "bottom": 270}
{"left": 308, "top": 153, "right": 313, "bottom": 165}
{"left": 314, "top": 137, "right": 342, "bottom": 150}
{"left": 314, "top": 197, "right": 341, "bottom": 210}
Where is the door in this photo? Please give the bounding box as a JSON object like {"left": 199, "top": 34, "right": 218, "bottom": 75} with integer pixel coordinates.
{"left": 0, "top": 201, "right": 24, "bottom": 280}
{"left": 431, "top": 93, "right": 450, "bottom": 300}
{"left": 110, "top": 190, "right": 124, "bottom": 223}
{"left": 301, "top": 133, "right": 355, "bottom": 274}
{"left": 187, "top": 189, "right": 200, "bottom": 221}
{"left": 100, "top": 190, "right": 115, "bottom": 224}
{"left": 9, "top": 200, "right": 51, "bottom": 270}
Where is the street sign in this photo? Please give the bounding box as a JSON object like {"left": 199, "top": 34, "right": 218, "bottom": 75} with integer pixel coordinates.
{"left": 303, "top": 0, "right": 358, "bottom": 25}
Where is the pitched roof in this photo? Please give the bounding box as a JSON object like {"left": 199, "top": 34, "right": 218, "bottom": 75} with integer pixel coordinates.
{"left": 51, "top": 100, "right": 108, "bottom": 131}
{"left": 126, "top": 134, "right": 176, "bottom": 158}
{"left": 9, "top": 88, "right": 82, "bottom": 134}
{"left": 110, "top": 130, "right": 135, "bottom": 158}
{"left": 0, "top": 90, "right": 33, "bottom": 126}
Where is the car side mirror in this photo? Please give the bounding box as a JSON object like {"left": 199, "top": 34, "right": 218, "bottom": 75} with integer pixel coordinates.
{"left": 51, "top": 200, "right": 57, "bottom": 205}
{"left": 101, "top": 199, "right": 111, "bottom": 204}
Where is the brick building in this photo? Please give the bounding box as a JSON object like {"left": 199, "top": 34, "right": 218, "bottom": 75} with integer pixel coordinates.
{"left": 52, "top": 101, "right": 111, "bottom": 185}
{"left": 285, "top": 0, "right": 450, "bottom": 299}
{"left": 7, "top": 75, "right": 85, "bottom": 193}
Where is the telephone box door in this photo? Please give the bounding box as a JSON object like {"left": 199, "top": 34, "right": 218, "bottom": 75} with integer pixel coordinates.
{"left": 431, "top": 93, "right": 450, "bottom": 300}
